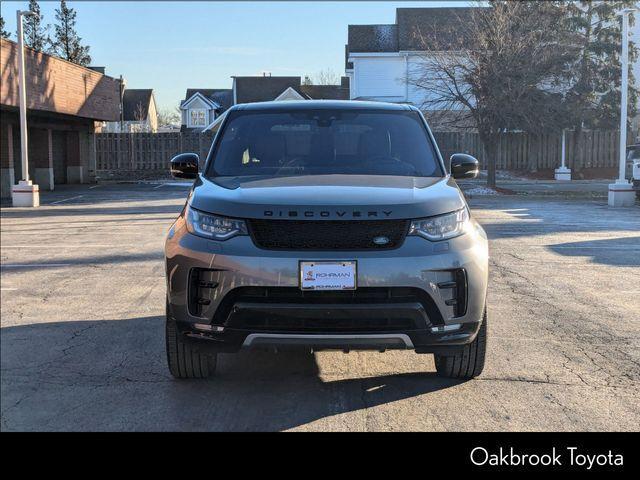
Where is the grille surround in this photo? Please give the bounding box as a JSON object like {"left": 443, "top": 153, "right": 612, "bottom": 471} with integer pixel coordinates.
{"left": 212, "top": 286, "right": 445, "bottom": 330}
{"left": 247, "top": 219, "right": 410, "bottom": 251}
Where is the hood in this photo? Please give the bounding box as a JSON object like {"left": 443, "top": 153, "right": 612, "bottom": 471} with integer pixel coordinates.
{"left": 188, "top": 175, "right": 465, "bottom": 220}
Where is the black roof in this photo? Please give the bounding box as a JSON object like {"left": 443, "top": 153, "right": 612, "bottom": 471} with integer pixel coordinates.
{"left": 347, "top": 7, "right": 476, "bottom": 53}
{"left": 122, "top": 89, "right": 153, "bottom": 121}
{"left": 234, "top": 76, "right": 302, "bottom": 104}
{"left": 345, "top": 44, "right": 353, "bottom": 70}
{"left": 299, "top": 84, "right": 350, "bottom": 101}
{"left": 396, "top": 7, "right": 475, "bottom": 51}
{"left": 232, "top": 100, "right": 414, "bottom": 112}
{"left": 348, "top": 24, "right": 398, "bottom": 53}
{"left": 184, "top": 88, "right": 233, "bottom": 111}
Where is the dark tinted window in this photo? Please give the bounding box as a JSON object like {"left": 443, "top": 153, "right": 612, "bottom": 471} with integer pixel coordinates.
{"left": 207, "top": 110, "right": 443, "bottom": 178}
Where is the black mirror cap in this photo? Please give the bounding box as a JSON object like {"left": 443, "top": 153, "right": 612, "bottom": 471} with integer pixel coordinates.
{"left": 170, "top": 153, "right": 199, "bottom": 179}
{"left": 450, "top": 153, "right": 479, "bottom": 180}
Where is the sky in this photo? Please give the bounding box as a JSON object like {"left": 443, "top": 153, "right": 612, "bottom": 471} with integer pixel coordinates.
{"left": 3, "top": 1, "right": 640, "bottom": 112}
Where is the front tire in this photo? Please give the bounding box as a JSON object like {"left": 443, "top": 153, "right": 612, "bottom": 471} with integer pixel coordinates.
{"left": 165, "top": 306, "right": 217, "bottom": 379}
{"left": 434, "top": 308, "right": 487, "bottom": 379}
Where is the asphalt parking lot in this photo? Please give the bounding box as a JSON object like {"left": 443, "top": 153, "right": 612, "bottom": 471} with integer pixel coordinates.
{"left": 1, "top": 183, "right": 639, "bottom": 431}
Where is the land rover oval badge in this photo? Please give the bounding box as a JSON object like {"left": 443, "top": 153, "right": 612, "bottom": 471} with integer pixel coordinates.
{"left": 373, "top": 236, "right": 390, "bottom": 246}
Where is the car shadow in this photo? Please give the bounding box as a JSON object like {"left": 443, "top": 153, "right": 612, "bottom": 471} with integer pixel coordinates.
{"left": 467, "top": 198, "right": 640, "bottom": 241}
{"left": 547, "top": 236, "right": 640, "bottom": 267}
{"left": 1, "top": 316, "right": 464, "bottom": 431}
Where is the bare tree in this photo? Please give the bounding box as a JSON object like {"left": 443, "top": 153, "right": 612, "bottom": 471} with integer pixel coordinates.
{"left": 133, "top": 102, "right": 147, "bottom": 121}
{"left": 132, "top": 102, "right": 149, "bottom": 132}
{"left": 314, "top": 68, "right": 340, "bottom": 85}
{"left": 157, "top": 108, "right": 180, "bottom": 127}
{"left": 409, "top": 1, "right": 574, "bottom": 187}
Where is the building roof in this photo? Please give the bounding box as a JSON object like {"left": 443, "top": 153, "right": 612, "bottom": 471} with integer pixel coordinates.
{"left": 345, "top": 45, "right": 353, "bottom": 70}
{"left": 0, "top": 38, "right": 122, "bottom": 121}
{"left": 122, "top": 89, "right": 154, "bottom": 121}
{"left": 348, "top": 24, "right": 398, "bottom": 53}
{"left": 234, "top": 76, "right": 302, "bottom": 104}
{"left": 347, "top": 7, "right": 476, "bottom": 54}
{"left": 233, "top": 100, "right": 414, "bottom": 112}
{"left": 186, "top": 77, "right": 350, "bottom": 119}
{"left": 299, "top": 84, "right": 350, "bottom": 101}
{"left": 396, "top": 7, "right": 475, "bottom": 51}
{"left": 184, "top": 88, "right": 233, "bottom": 111}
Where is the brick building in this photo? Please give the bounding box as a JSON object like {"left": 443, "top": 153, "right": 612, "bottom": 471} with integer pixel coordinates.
{"left": 1, "top": 38, "right": 122, "bottom": 197}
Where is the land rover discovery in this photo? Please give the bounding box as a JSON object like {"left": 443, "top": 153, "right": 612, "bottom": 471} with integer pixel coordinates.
{"left": 165, "top": 101, "right": 489, "bottom": 379}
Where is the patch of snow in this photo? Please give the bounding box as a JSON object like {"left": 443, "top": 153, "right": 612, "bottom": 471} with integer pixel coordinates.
{"left": 477, "top": 170, "right": 529, "bottom": 181}
{"left": 496, "top": 171, "right": 525, "bottom": 181}
{"left": 464, "top": 187, "right": 501, "bottom": 196}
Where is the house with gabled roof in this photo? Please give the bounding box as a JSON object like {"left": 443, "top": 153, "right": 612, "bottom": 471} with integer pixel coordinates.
{"left": 102, "top": 89, "right": 158, "bottom": 133}
{"left": 182, "top": 75, "right": 350, "bottom": 132}
{"left": 345, "top": 7, "right": 475, "bottom": 112}
{"left": 180, "top": 88, "right": 233, "bottom": 132}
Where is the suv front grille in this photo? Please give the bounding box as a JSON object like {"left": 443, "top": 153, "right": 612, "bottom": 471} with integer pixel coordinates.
{"left": 213, "top": 286, "right": 445, "bottom": 331}
{"left": 247, "top": 219, "right": 410, "bottom": 250}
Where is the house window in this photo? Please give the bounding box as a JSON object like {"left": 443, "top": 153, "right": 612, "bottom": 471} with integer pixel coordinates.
{"left": 190, "top": 109, "right": 207, "bottom": 127}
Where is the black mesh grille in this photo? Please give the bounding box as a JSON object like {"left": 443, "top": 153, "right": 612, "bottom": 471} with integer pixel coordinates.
{"left": 248, "top": 219, "right": 410, "bottom": 250}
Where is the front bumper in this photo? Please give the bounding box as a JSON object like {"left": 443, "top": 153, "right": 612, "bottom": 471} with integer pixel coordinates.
{"left": 165, "top": 217, "right": 489, "bottom": 353}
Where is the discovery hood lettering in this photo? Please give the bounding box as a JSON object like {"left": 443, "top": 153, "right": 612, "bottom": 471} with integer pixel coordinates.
{"left": 188, "top": 174, "right": 466, "bottom": 220}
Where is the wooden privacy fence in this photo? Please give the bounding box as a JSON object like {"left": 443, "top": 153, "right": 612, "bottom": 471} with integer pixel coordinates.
{"left": 95, "top": 129, "right": 621, "bottom": 174}
{"left": 95, "top": 132, "right": 214, "bottom": 172}
{"left": 433, "top": 130, "right": 621, "bottom": 171}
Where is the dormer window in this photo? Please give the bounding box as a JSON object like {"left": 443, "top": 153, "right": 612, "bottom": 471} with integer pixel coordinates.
{"left": 190, "top": 109, "right": 207, "bottom": 127}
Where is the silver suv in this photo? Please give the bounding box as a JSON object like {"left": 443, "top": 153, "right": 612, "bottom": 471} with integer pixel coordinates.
{"left": 165, "top": 101, "right": 489, "bottom": 379}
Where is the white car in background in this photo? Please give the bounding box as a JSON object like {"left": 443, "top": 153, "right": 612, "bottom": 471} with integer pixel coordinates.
{"left": 626, "top": 144, "right": 640, "bottom": 200}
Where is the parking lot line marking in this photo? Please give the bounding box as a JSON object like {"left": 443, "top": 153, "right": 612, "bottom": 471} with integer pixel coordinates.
{"left": 49, "top": 195, "right": 84, "bottom": 205}
{"left": 1, "top": 245, "right": 113, "bottom": 249}
{"left": 545, "top": 246, "right": 640, "bottom": 250}
{"left": 1, "top": 263, "right": 73, "bottom": 268}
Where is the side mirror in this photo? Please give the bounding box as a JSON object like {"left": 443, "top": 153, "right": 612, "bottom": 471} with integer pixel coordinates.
{"left": 170, "top": 153, "right": 199, "bottom": 179}
{"left": 450, "top": 154, "right": 479, "bottom": 180}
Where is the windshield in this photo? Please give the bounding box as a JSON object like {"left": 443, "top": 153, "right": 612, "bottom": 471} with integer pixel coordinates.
{"left": 206, "top": 110, "right": 443, "bottom": 178}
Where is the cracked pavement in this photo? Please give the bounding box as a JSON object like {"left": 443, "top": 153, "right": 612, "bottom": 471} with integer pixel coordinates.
{"left": 1, "top": 184, "right": 639, "bottom": 431}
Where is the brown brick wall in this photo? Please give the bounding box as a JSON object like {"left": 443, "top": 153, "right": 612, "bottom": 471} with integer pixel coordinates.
{"left": 1, "top": 39, "right": 122, "bottom": 122}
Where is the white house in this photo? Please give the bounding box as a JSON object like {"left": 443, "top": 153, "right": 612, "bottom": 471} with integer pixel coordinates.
{"left": 347, "top": 6, "right": 640, "bottom": 136}
{"left": 346, "top": 8, "right": 474, "bottom": 106}
{"left": 180, "top": 89, "right": 233, "bottom": 132}
{"left": 187, "top": 75, "right": 350, "bottom": 132}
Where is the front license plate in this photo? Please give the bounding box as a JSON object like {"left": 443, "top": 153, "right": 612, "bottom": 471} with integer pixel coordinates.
{"left": 299, "top": 261, "right": 357, "bottom": 291}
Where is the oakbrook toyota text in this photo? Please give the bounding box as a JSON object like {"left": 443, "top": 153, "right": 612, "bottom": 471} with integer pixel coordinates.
{"left": 470, "top": 447, "right": 624, "bottom": 469}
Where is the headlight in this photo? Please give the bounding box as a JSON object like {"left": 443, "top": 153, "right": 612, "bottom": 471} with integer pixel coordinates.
{"left": 409, "top": 208, "right": 470, "bottom": 241}
{"left": 185, "top": 205, "right": 247, "bottom": 240}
